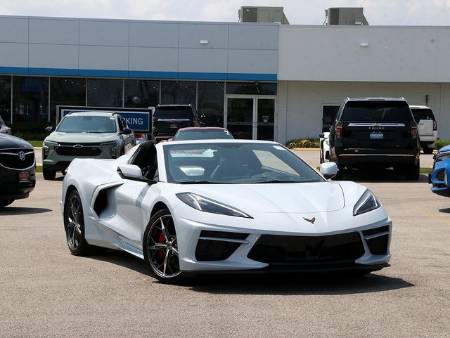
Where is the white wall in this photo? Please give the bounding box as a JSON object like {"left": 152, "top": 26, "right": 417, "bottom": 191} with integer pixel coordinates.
{"left": 276, "top": 81, "right": 450, "bottom": 144}
{"left": 0, "top": 15, "right": 278, "bottom": 78}
{"left": 279, "top": 25, "right": 450, "bottom": 83}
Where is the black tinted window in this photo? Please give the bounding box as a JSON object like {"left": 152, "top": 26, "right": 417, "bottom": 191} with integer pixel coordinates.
{"left": 411, "top": 109, "right": 435, "bottom": 122}
{"left": 155, "top": 107, "right": 194, "bottom": 120}
{"left": 341, "top": 101, "right": 413, "bottom": 123}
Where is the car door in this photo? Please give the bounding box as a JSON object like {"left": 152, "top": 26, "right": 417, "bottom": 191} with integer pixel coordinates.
{"left": 111, "top": 142, "right": 159, "bottom": 252}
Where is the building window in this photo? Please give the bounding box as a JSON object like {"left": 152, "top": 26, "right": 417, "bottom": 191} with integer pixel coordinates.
{"left": 226, "top": 82, "right": 277, "bottom": 96}
{"left": 0, "top": 76, "right": 11, "bottom": 124}
{"left": 197, "top": 82, "right": 224, "bottom": 127}
{"left": 124, "top": 80, "right": 159, "bottom": 108}
{"left": 322, "top": 105, "right": 340, "bottom": 132}
{"left": 50, "top": 78, "right": 86, "bottom": 123}
{"left": 13, "top": 76, "right": 49, "bottom": 135}
{"left": 87, "top": 79, "right": 123, "bottom": 107}
{"left": 161, "top": 81, "right": 196, "bottom": 106}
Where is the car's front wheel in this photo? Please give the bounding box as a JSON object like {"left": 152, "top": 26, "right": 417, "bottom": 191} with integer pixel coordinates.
{"left": 144, "top": 209, "right": 183, "bottom": 283}
{"left": 64, "top": 189, "right": 92, "bottom": 255}
{"left": 43, "top": 167, "right": 56, "bottom": 180}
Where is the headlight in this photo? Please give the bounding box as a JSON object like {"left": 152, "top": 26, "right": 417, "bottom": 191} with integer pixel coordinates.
{"left": 101, "top": 141, "right": 121, "bottom": 158}
{"left": 43, "top": 140, "right": 58, "bottom": 147}
{"left": 176, "top": 192, "right": 252, "bottom": 218}
{"left": 353, "top": 189, "right": 380, "bottom": 216}
{"left": 43, "top": 140, "right": 58, "bottom": 158}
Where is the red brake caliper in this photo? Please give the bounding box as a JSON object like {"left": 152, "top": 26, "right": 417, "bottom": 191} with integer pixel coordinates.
{"left": 157, "top": 231, "right": 166, "bottom": 260}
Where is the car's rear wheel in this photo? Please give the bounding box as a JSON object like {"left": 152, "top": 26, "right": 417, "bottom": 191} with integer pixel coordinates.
{"left": 399, "top": 161, "right": 420, "bottom": 181}
{"left": 64, "top": 189, "right": 92, "bottom": 256}
{"left": 43, "top": 167, "right": 56, "bottom": 180}
{"left": 144, "top": 209, "right": 183, "bottom": 283}
{"left": 423, "top": 147, "right": 433, "bottom": 154}
{"left": 0, "top": 199, "right": 14, "bottom": 208}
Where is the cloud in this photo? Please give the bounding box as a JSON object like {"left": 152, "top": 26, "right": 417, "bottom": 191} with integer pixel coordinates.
{"left": 0, "top": 0, "right": 449, "bottom": 25}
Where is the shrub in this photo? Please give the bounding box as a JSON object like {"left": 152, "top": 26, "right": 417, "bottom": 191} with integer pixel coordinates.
{"left": 436, "top": 139, "right": 450, "bottom": 149}
{"left": 286, "top": 138, "right": 320, "bottom": 149}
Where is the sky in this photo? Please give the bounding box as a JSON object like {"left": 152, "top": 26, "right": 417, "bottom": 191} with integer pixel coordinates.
{"left": 1, "top": 0, "right": 450, "bottom": 26}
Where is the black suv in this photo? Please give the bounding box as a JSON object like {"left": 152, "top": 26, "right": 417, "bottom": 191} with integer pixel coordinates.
{"left": 0, "top": 134, "right": 36, "bottom": 207}
{"left": 152, "top": 104, "right": 200, "bottom": 142}
{"left": 328, "top": 98, "right": 420, "bottom": 180}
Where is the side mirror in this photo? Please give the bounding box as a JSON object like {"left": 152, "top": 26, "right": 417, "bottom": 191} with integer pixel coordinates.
{"left": 117, "top": 164, "right": 143, "bottom": 180}
{"left": 320, "top": 162, "right": 338, "bottom": 180}
{"left": 121, "top": 128, "right": 132, "bottom": 135}
{"left": 45, "top": 126, "right": 53, "bottom": 132}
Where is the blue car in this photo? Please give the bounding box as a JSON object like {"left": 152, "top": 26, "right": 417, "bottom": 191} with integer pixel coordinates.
{"left": 429, "top": 145, "right": 450, "bottom": 197}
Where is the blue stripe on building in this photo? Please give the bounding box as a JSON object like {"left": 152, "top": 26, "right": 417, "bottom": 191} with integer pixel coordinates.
{"left": 0, "top": 67, "right": 277, "bottom": 81}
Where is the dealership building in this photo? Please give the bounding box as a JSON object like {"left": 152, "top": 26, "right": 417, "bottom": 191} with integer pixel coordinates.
{"left": 1, "top": 7, "right": 450, "bottom": 142}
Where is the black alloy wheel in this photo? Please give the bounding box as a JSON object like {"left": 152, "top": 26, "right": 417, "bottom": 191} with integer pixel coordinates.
{"left": 144, "top": 209, "right": 183, "bottom": 283}
{"left": 64, "top": 189, "right": 92, "bottom": 255}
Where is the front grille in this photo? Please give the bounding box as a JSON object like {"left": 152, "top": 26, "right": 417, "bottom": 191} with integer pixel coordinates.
{"left": 195, "top": 239, "right": 241, "bottom": 261}
{"left": 362, "top": 225, "right": 390, "bottom": 255}
{"left": 248, "top": 232, "right": 365, "bottom": 265}
{"left": 0, "top": 149, "right": 35, "bottom": 169}
{"left": 362, "top": 225, "right": 390, "bottom": 237}
{"left": 55, "top": 143, "right": 102, "bottom": 157}
{"left": 366, "top": 235, "right": 389, "bottom": 255}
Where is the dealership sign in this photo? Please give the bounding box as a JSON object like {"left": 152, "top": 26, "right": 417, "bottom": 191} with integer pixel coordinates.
{"left": 57, "top": 105, "right": 154, "bottom": 132}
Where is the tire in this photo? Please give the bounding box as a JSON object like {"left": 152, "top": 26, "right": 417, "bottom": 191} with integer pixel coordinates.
{"left": 423, "top": 147, "right": 433, "bottom": 154}
{"left": 0, "top": 199, "right": 14, "bottom": 208}
{"left": 63, "top": 189, "right": 93, "bottom": 256}
{"left": 43, "top": 167, "right": 56, "bottom": 180}
{"left": 402, "top": 161, "right": 420, "bottom": 181}
{"left": 143, "top": 209, "right": 183, "bottom": 283}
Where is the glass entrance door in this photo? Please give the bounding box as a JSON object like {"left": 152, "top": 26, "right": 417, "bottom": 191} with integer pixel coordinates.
{"left": 226, "top": 96, "right": 275, "bottom": 140}
{"left": 226, "top": 97, "right": 254, "bottom": 139}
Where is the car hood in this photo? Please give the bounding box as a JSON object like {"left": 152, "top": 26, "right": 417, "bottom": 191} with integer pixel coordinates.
{"left": 439, "top": 145, "right": 450, "bottom": 153}
{"left": 0, "top": 133, "right": 32, "bottom": 149}
{"left": 182, "top": 182, "right": 345, "bottom": 214}
{"left": 45, "top": 132, "right": 118, "bottom": 144}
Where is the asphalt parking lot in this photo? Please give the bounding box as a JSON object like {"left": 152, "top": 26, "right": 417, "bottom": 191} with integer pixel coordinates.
{"left": 1, "top": 151, "right": 449, "bottom": 337}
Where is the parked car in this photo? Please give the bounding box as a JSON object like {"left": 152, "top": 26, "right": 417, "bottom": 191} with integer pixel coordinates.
{"left": 152, "top": 104, "right": 200, "bottom": 142}
{"left": 42, "top": 112, "right": 135, "bottom": 180}
{"left": 410, "top": 105, "right": 438, "bottom": 154}
{"left": 319, "top": 132, "right": 330, "bottom": 164}
{"left": 328, "top": 97, "right": 421, "bottom": 180}
{"left": 61, "top": 139, "right": 391, "bottom": 283}
{"left": 172, "top": 127, "right": 233, "bottom": 141}
{"left": 0, "top": 134, "right": 36, "bottom": 208}
{"left": 0, "top": 115, "right": 12, "bottom": 134}
{"left": 429, "top": 145, "right": 450, "bottom": 197}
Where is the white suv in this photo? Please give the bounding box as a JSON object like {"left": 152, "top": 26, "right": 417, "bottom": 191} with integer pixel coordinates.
{"left": 410, "top": 105, "right": 438, "bottom": 154}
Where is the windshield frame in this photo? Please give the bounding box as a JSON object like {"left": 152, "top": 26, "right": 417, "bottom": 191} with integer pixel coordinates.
{"left": 162, "top": 142, "right": 325, "bottom": 185}
{"left": 56, "top": 115, "right": 118, "bottom": 133}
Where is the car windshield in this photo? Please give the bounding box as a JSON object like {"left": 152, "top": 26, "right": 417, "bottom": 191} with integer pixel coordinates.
{"left": 155, "top": 107, "right": 193, "bottom": 120}
{"left": 57, "top": 115, "right": 117, "bottom": 133}
{"left": 341, "top": 101, "right": 413, "bottom": 123}
{"left": 164, "top": 142, "right": 323, "bottom": 184}
{"left": 174, "top": 130, "right": 233, "bottom": 141}
{"left": 411, "top": 109, "right": 435, "bottom": 122}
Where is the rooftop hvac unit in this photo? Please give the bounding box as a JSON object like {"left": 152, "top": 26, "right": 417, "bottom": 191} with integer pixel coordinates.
{"left": 325, "top": 8, "right": 369, "bottom": 25}
{"left": 238, "top": 6, "right": 289, "bottom": 24}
